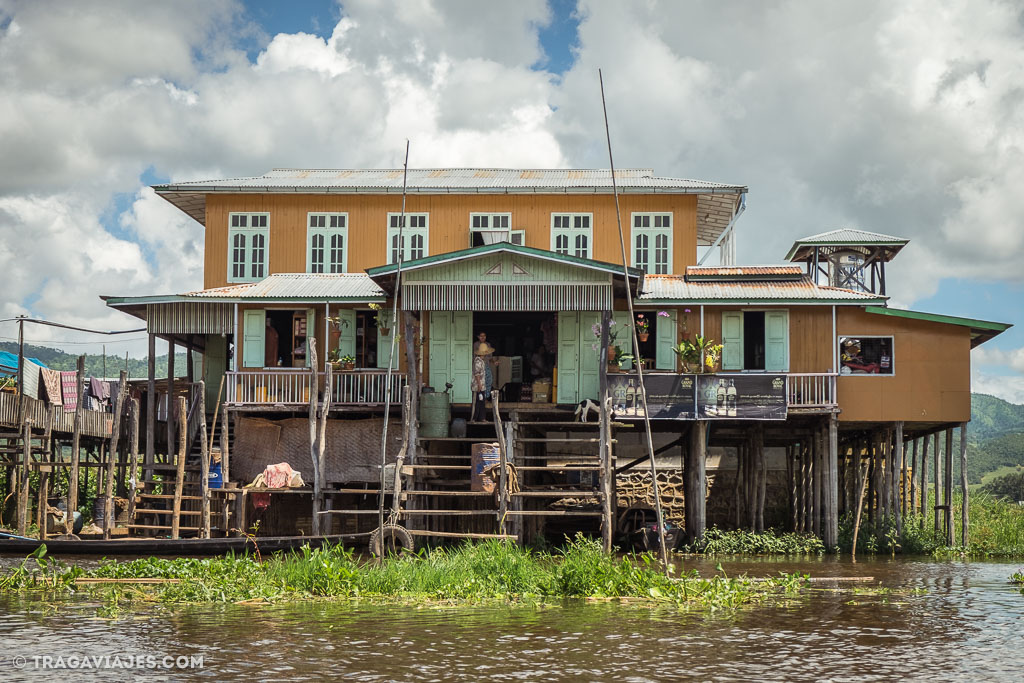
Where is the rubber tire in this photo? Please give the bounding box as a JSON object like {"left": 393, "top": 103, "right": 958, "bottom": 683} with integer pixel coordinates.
{"left": 369, "top": 524, "right": 415, "bottom": 557}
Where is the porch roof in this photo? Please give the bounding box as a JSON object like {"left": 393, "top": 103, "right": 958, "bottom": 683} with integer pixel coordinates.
{"left": 103, "top": 273, "right": 386, "bottom": 306}
{"left": 638, "top": 274, "right": 888, "bottom": 304}
{"left": 863, "top": 306, "right": 1011, "bottom": 348}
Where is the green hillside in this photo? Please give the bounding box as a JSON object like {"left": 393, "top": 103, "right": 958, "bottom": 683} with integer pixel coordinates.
{"left": 0, "top": 342, "right": 189, "bottom": 379}
{"left": 970, "top": 394, "right": 1024, "bottom": 442}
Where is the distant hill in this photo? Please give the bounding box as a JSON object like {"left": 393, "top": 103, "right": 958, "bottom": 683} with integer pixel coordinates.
{"left": 967, "top": 394, "right": 1024, "bottom": 484}
{"left": 0, "top": 342, "right": 189, "bottom": 379}
{"left": 970, "top": 394, "right": 1024, "bottom": 442}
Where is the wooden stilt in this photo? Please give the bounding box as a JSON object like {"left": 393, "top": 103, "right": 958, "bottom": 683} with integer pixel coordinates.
{"left": 894, "top": 421, "right": 904, "bottom": 542}
{"left": 824, "top": 414, "right": 838, "bottom": 548}
{"left": 757, "top": 425, "right": 767, "bottom": 533}
{"left": 787, "top": 444, "right": 796, "bottom": 532}
{"left": 67, "top": 356, "right": 85, "bottom": 528}
{"left": 166, "top": 340, "right": 175, "bottom": 467}
{"left": 959, "top": 422, "right": 969, "bottom": 547}
{"left": 221, "top": 408, "right": 231, "bottom": 534}
{"left": 598, "top": 311, "right": 612, "bottom": 551}
{"left": 909, "top": 438, "right": 918, "bottom": 517}
{"left": 103, "top": 371, "right": 128, "bottom": 540}
{"left": 686, "top": 420, "right": 707, "bottom": 542}
{"left": 851, "top": 454, "right": 870, "bottom": 558}
{"left": 933, "top": 432, "right": 940, "bottom": 534}
{"left": 944, "top": 427, "right": 954, "bottom": 545}
{"left": 812, "top": 427, "right": 822, "bottom": 537}
{"left": 308, "top": 341, "right": 321, "bottom": 537}
{"left": 170, "top": 396, "right": 186, "bottom": 540}
{"left": 145, "top": 333, "right": 155, "bottom": 481}
{"left": 919, "top": 433, "right": 929, "bottom": 525}
{"left": 198, "top": 381, "right": 210, "bottom": 539}
{"left": 732, "top": 445, "right": 743, "bottom": 529}
{"left": 36, "top": 469, "right": 49, "bottom": 540}
{"left": 125, "top": 398, "right": 140, "bottom": 526}
{"left": 17, "top": 420, "right": 31, "bottom": 535}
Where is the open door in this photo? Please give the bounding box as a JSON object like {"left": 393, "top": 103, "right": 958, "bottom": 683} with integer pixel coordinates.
{"left": 428, "top": 311, "right": 473, "bottom": 403}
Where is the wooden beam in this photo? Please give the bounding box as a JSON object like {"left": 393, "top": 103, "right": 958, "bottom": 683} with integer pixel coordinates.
{"left": 102, "top": 371, "right": 128, "bottom": 540}
{"left": 67, "top": 355, "right": 85, "bottom": 529}
{"left": 170, "top": 395, "right": 186, "bottom": 540}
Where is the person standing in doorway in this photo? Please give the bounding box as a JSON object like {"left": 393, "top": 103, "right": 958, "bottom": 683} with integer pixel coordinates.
{"left": 471, "top": 339, "right": 496, "bottom": 421}
{"left": 264, "top": 317, "right": 279, "bottom": 367}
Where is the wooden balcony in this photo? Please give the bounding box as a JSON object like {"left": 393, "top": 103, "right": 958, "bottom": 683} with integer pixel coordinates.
{"left": 787, "top": 373, "right": 838, "bottom": 410}
{"left": 0, "top": 390, "right": 113, "bottom": 438}
{"left": 226, "top": 370, "right": 406, "bottom": 408}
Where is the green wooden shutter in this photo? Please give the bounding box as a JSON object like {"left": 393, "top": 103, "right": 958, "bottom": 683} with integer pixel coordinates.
{"left": 242, "top": 309, "right": 266, "bottom": 368}
{"left": 765, "top": 310, "right": 789, "bottom": 372}
{"left": 722, "top": 311, "right": 744, "bottom": 371}
{"left": 335, "top": 309, "right": 356, "bottom": 361}
{"left": 450, "top": 311, "right": 473, "bottom": 403}
{"left": 655, "top": 310, "right": 677, "bottom": 370}
{"left": 557, "top": 311, "right": 579, "bottom": 404}
{"left": 612, "top": 311, "right": 633, "bottom": 371}
{"left": 378, "top": 325, "right": 395, "bottom": 370}
{"left": 578, "top": 312, "right": 601, "bottom": 401}
{"left": 428, "top": 312, "right": 451, "bottom": 394}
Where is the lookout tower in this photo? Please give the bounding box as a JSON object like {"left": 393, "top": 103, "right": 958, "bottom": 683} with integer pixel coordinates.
{"left": 784, "top": 228, "right": 908, "bottom": 296}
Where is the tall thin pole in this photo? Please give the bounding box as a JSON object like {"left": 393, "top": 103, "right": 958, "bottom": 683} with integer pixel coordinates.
{"left": 378, "top": 141, "right": 411, "bottom": 552}
{"left": 17, "top": 316, "right": 25, "bottom": 424}
{"left": 599, "top": 69, "right": 669, "bottom": 567}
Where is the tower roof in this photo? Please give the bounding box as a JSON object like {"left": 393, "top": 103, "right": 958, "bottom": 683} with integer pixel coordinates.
{"left": 785, "top": 228, "right": 908, "bottom": 262}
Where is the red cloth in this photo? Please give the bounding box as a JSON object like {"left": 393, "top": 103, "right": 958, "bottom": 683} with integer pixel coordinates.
{"left": 251, "top": 463, "right": 299, "bottom": 511}
{"left": 41, "top": 368, "right": 62, "bottom": 406}
{"left": 60, "top": 371, "right": 78, "bottom": 412}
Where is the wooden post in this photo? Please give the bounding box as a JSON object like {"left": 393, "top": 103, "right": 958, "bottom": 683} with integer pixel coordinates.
{"left": 851, "top": 456, "right": 870, "bottom": 559}
{"left": 125, "top": 398, "right": 140, "bottom": 526}
{"left": 167, "top": 340, "right": 175, "bottom": 467}
{"left": 186, "top": 338, "right": 194, "bottom": 383}
{"left": 812, "top": 427, "right": 822, "bottom": 537}
{"left": 308, "top": 340, "right": 321, "bottom": 537}
{"left": 786, "top": 445, "right": 796, "bottom": 532}
{"left": 102, "top": 371, "right": 127, "bottom": 540}
{"left": 686, "top": 420, "right": 707, "bottom": 542}
{"left": 824, "top": 414, "right": 839, "bottom": 549}
{"left": 197, "top": 380, "right": 210, "bottom": 539}
{"left": 597, "top": 311, "right": 612, "bottom": 551}
{"left": 894, "top": 421, "right": 904, "bottom": 542}
{"left": 919, "top": 433, "right": 929, "bottom": 525}
{"left": 17, "top": 420, "right": 31, "bottom": 535}
{"left": 145, "top": 333, "right": 155, "bottom": 481}
{"left": 944, "top": 427, "right": 954, "bottom": 546}
{"left": 220, "top": 408, "right": 231, "bottom": 533}
{"left": 170, "top": 396, "right": 187, "bottom": 540}
{"left": 909, "top": 438, "right": 918, "bottom": 517}
{"left": 67, "top": 356, "right": 85, "bottom": 527}
{"left": 959, "top": 422, "right": 969, "bottom": 547}
{"left": 36, "top": 468, "right": 49, "bottom": 540}
{"left": 933, "top": 431, "right": 940, "bottom": 534}
{"left": 733, "top": 444, "right": 744, "bottom": 529}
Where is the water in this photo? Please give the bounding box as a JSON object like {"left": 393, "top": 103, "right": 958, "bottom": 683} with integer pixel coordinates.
{"left": 0, "top": 556, "right": 1021, "bottom": 681}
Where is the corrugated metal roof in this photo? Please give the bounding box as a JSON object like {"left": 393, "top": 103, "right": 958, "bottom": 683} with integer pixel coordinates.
{"left": 156, "top": 168, "right": 746, "bottom": 193}
{"left": 686, "top": 265, "right": 803, "bottom": 278}
{"left": 791, "top": 228, "right": 908, "bottom": 245}
{"left": 183, "top": 273, "right": 385, "bottom": 300}
{"left": 639, "top": 274, "right": 887, "bottom": 302}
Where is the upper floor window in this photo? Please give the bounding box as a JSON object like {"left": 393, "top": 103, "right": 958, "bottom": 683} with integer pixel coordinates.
{"left": 228, "top": 213, "right": 269, "bottom": 283}
{"left": 551, "top": 213, "right": 592, "bottom": 259}
{"left": 470, "top": 213, "right": 513, "bottom": 247}
{"left": 839, "top": 336, "right": 893, "bottom": 375}
{"left": 631, "top": 213, "right": 672, "bottom": 274}
{"left": 307, "top": 213, "right": 347, "bottom": 273}
{"left": 388, "top": 213, "right": 428, "bottom": 264}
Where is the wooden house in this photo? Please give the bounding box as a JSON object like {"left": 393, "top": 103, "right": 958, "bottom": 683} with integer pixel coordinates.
{"left": 104, "top": 169, "right": 1010, "bottom": 547}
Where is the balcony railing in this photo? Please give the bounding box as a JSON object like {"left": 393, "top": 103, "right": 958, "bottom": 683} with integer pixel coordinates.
{"left": 787, "top": 373, "right": 837, "bottom": 409}
{"left": 226, "top": 370, "right": 406, "bottom": 407}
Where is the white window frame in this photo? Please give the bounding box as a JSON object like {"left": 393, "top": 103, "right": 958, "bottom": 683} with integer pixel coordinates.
{"left": 838, "top": 335, "right": 895, "bottom": 376}
{"left": 550, "top": 212, "right": 593, "bottom": 259}
{"left": 630, "top": 212, "right": 673, "bottom": 274}
{"left": 387, "top": 212, "right": 429, "bottom": 264}
{"left": 306, "top": 212, "right": 348, "bottom": 273}
{"left": 228, "top": 212, "right": 270, "bottom": 283}
{"left": 469, "top": 212, "right": 512, "bottom": 246}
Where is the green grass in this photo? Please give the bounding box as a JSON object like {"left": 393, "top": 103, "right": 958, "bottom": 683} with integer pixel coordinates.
{"left": 1, "top": 535, "right": 809, "bottom": 611}
{"left": 682, "top": 527, "right": 825, "bottom": 556}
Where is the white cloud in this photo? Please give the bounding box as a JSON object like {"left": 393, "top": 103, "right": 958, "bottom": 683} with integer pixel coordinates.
{"left": 971, "top": 371, "right": 1024, "bottom": 406}
{"left": 973, "top": 346, "right": 1024, "bottom": 374}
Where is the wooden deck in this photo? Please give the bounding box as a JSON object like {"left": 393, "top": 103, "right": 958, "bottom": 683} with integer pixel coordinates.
{"left": 0, "top": 390, "right": 112, "bottom": 438}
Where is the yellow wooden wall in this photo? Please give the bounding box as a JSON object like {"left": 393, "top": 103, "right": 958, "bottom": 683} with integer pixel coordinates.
{"left": 204, "top": 193, "right": 698, "bottom": 288}
{"left": 835, "top": 308, "right": 971, "bottom": 423}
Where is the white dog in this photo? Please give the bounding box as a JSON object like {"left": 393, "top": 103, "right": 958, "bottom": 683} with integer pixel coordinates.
{"left": 574, "top": 398, "right": 599, "bottom": 422}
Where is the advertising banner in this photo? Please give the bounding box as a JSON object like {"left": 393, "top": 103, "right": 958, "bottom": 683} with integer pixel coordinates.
{"left": 609, "top": 373, "right": 696, "bottom": 420}
{"left": 696, "top": 374, "right": 788, "bottom": 420}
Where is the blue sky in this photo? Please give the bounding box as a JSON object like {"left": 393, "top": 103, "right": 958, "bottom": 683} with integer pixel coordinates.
{"left": 0, "top": 0, "right": 1021, "bottom": 400}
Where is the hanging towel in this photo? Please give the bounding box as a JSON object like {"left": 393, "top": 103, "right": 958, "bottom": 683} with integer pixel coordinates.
{"left": 41, "top": 368, "right": 62, "bottom": 406}
{"left": 61, "top": 371, "right": 78, "bottom": 412}
{"left": 88, "top": 377, "right": 110, "bottom": 400}
{"left": 21, "top": 360, "right": 40, "bottom": 400}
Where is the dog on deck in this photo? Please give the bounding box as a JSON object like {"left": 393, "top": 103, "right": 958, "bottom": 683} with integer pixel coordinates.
{"left": 574, "top": 398, "right": 599, "bottom": 422}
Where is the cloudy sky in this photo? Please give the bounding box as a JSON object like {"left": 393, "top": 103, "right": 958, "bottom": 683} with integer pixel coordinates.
{"left": 0, "top": 0, "right": 1021, "bottom": 401}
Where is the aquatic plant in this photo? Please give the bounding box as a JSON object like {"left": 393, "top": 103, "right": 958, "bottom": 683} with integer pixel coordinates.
{"left": 682, "top": 527, "right": 825, "bottom": 556}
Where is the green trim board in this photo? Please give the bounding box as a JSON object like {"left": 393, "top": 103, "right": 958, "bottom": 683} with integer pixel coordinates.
{"left": 862, "top": 306, "right": 1010, "bottom": 332}
{"left": 637, "top": 298, "right": 887, "bottom": 305}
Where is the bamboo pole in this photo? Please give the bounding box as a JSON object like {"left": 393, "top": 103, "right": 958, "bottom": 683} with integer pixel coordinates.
{"left": 17, "top": 420, "right": 31, "bottom": 535}
{"left": 220, "top": 408, "right": 231, "bottom": 533}
{"left": 920, "top": 432, "right": 929, "bottom": 524}
{"left": 102, "top": 371, "right": 127, "bottom": 540}
{"left": 167, "top": 340, "right": 175, "bottom": 466}
{"left": 36, "top": 469, "right": 49, "bottom": 540}
{"left": 909, "top": 437, "right": 918, "bottom": 517}
{"left": 308, "top": 340, "right": 322, "bottom": 537}
{"left": 145, "top": 333, "right": 155, "bottom": 480}
{"left": 170, "top": 396, "right": 186, "bottom": 540}
{"left": 67, "top": 355, "right": 85, "bottom": 530}
{"left": 894, "top": 421, "right": 904, "bottom": 542}
{"left": 933, "top": 432, "right": 940, "bottom": 534}
{"left": 944, "top": 427, "right": 954, "bottom": 546}
{"left": 198, "top": 380, "right": 210, "bottom": 539}
{"left": 851, "top": 458, "right": 870, "bottom": 559}
{"left": 207, "top": 375, "right": 225, "bottom": 456}
{"left": 959, "top": 422, "right": 969, "bottom": 547}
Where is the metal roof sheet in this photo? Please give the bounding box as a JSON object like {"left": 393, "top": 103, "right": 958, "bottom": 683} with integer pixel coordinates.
{"left": 686, "top": 265, "right": 803, "bottom": 278}
{"left": 156, "top": 168, "right": 746, "bottom": 193}
{"left": 183, "top": 273, "right": 385, "bottom": 300}
{"left": 791, "top": 228, "right": 908, "bottom": 245}
{"left": 639, "top": 274, "right": 887, "bottom": 303}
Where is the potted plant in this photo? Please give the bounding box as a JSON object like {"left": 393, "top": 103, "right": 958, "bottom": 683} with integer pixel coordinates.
{"left": 672, "top": 338, "right": 700, "bottom": 373}
{"left": 369, "top": 303, "right": 395, "bottom": 337}
{"left": 634, "top": 313, "right": 650, "bottom": 342}
{"left": 339, "top": 354, "right": 356, "bottom": 371}
{"left": 692, "top": 335, "right": 718, "bottom": 374}
{"left": 326, "top": 315, "right": 349, "bottom": 346}
{"left": 591, "top": 320, "right": 621, "bottom": 369}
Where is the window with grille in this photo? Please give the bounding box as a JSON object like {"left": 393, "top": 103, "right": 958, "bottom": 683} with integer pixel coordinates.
{"left": 387, "top": 213, "right": 429, "bottom": 264}
{"left": 550, "top": 213, "right": 593, "bottom": 258}
{"left": 307, "top": 213, "right": 348, "bottom": 273}
{"left": 631, "top": 213, "right": 672, "bottom": 274}
{"left": 227, "top": 213, "right": 270, "bottom": 283}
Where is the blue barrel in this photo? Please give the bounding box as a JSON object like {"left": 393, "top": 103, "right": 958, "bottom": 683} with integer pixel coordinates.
{"left": 208, "top": 462, "right": 223, "bottom": 489}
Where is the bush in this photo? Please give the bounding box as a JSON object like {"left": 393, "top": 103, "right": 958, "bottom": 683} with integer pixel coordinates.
{"left": 683, "top": 527, "right": 825, "bottom": 555}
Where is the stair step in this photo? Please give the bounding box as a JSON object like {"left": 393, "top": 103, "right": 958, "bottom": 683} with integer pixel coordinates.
{"left": 514, "top": 466, "right": 603, "bottom": 472}
{"left": 517, "top": 438, "right": 606, "bottom": 443}
{"left": 401, "top": 490, "right": 493, "bottom": 497}
{"left": 401, "top": 465, "right": 472, "bottom": 472}
{"left": 135, "top": 493, "right": 202, "bottom": 501}
{"left": 126, "top": 524, "right": 200, "bottom": 531}
{"left": 133, "top": 508, "right": 202, "bottom": 516}
{"left": 511, "top": 491, "right": 601, "bottom": 498}
{"left": 504, "top": 510, "right": 602, "bottom": 516}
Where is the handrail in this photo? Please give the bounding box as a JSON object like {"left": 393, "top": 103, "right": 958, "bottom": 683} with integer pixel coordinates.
{"left": 786, "top": 372, "right": 838, "bottom": 408}
{"left": 225, "top": 370, "right": 406, "bottom": 406}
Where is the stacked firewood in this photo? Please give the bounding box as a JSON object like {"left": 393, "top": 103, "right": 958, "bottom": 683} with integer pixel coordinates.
{"left": 615, "top": 469, "right": 687, "bottom": 525}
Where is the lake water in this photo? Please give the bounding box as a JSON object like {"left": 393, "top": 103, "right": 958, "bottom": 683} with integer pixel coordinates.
{"left": 0, "top": 555, "right": 1021, "bottom": 681}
